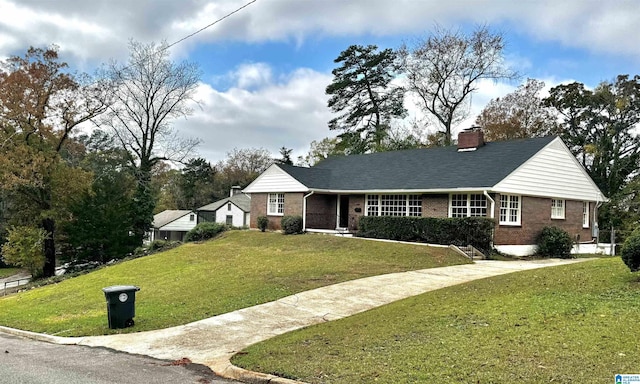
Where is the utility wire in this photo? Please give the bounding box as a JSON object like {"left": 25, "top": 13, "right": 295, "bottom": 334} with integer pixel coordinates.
{"left": 164, "top": 0, "right": 257, "bottom": 52}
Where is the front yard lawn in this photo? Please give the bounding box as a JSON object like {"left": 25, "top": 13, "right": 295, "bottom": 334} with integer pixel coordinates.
{"left": 233, "top": 257, "right": 639, "bottom": 383}
{"left": 0, "top": 231, "right": 468, "bottom": 336}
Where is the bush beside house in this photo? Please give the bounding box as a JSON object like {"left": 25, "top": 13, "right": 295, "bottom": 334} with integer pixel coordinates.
{"left": 281, "top": 216, "right": 303, "bottom": 234}
{"left": 621, "top": 229, "right": 640, "bottom": 272}
{"left": 536, "top": 226, "right": 574, "bottom": 259}
{"left": 358, "top": 216, "right": 494, "bottom": 254}
{"left": 257, "top": 216, "right": 268, "bottom": 232}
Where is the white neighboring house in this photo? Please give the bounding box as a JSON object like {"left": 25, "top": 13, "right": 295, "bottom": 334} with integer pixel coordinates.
{"left": 149, "top": 210, "right": 197, "bottom": 242}
{"left": 197, "top": 187, "right": 251, "bottom": 227}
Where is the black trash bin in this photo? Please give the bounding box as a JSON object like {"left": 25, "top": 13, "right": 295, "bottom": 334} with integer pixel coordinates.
{"left": 102, "top": 285, "right": 140, "bottom": 329}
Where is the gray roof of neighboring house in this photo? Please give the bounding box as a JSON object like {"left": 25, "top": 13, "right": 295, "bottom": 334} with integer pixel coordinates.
{"left": 152, "top": 210, "right": 192, "bottom": 228}
{"left": 278, "top": 136, "right": 556, "bottom": 191}
{"left": 197, "top": 193, "right": 251, "bottom": 213}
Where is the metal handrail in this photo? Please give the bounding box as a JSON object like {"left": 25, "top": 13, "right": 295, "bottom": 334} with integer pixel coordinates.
{"left": 2, "top": 278, "right": 30, "bottom": 296}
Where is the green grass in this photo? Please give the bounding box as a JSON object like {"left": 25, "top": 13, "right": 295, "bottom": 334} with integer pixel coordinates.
{"left": 0, "top": 268, "right": 21, "bottom": 279}
{"left": 233, "top": 257, "right": 640, "bottom": 383}
{"left": 0, "top": 231, "right": 468, "bottom": 336}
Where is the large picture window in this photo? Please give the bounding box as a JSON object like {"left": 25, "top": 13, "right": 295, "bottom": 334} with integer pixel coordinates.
{"left": 267, "top": 193, "right": 284, "bottom": 215}
{"left": 366, "top": 194, "right": 422, "bottom": 217}
{"left": 499, "top": 194, "right": 521, "bottom": 225}
{"left": 449, "top": 194, "right": 487, "bottom": 218}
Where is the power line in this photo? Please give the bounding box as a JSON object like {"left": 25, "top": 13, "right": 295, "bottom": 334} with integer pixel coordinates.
{"left": 112, "top": 0, "right": 257, "bottom": 80}
{"left": 164, "top": 0, "right": 258, "bottom": 52}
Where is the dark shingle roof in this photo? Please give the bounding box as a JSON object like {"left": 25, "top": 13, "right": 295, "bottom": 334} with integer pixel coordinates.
{"left": 279, "top": 136, "right": 556, "bottom": 191}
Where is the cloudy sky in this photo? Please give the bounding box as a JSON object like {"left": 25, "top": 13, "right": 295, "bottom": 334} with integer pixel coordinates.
{"left": 1, "top": 0, "right": 639, "bottom": 163}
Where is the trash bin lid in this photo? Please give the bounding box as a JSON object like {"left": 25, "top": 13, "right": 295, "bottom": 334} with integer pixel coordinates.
{"left": 102, "top": 285, "right": 140, "bottom": 293}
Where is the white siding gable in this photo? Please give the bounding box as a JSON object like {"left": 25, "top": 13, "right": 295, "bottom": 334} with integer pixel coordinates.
{"left": 243, "top": 164, "right": 308, "bottom": 193}
{"left": 214, "top": 202, "right": 247, "bottom": 227}
{"left": 494, "top": 137, "right": 606, "bottom": 201}
{"left": 159, "top": 212, "right": 197, "bottom": 231}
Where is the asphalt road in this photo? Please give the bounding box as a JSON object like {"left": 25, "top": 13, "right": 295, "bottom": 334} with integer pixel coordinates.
{"left": 0, "top": 333, "right": 238, "bottom": 384}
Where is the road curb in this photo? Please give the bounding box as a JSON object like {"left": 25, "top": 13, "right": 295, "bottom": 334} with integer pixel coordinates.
{"left": 0, "top": 325, "right": 82, "bottom": 345}
{"left": 209, "top": 358, "right": 307, "bottom": 384}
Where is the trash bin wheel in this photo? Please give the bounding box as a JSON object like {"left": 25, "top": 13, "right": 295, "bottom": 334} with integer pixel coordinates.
{"left": 125, "top": 318, "right": 134, "bottom": 327}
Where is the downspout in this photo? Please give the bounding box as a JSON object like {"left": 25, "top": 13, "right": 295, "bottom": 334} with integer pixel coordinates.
{"left": 484, "top": 191, "right": 496, "bottom": 249}
{"left": 303, "top": 191, "right": 314, "bottom": 231}
{"left": 483, "top": 191, "right": 495, "bottom": 219}
{"left": 594, "top": 200, "right": 602, "bottom": 243}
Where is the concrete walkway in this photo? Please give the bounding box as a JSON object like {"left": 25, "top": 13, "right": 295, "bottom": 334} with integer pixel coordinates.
{"left": 0, "top": 258, "right": 591, "bottom": 383}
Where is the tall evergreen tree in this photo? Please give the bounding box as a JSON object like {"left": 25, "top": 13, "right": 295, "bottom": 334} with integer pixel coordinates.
{"left": 326, "top": 44, "right": 406, "bottom": 154}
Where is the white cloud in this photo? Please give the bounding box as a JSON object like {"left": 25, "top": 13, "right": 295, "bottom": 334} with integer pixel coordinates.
{"left": 175, "top": 64, "right": 333, "bottom": 162}
{"left": 2, "top": 0, "right": 638, "bottom": 163}
{"left": 2, "top": 0, "right": 640, "bottom": 67}
{"left": 233, "top": 62, "right": 273, "bottom": 89}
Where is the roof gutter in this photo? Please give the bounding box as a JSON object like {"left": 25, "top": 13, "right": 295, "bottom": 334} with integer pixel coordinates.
{"left": 302, "top": 191, "right": 314, "bottom": 231}
{"left": 305, "top": 187, "right": 494, "bottom": 194}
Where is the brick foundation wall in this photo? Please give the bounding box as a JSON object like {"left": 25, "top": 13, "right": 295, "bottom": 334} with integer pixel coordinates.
{"left": 494, "top": 195, "right": 593, "bottom": 245}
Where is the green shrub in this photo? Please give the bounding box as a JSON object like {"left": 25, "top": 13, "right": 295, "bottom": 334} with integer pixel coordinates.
{"left": 148, "top": 240, "right": 167, "bottom": 251}
{"left": 621, "top": 229, "right": 640, "bottom": 272}
{"left": 281, "top": 215, "right": 303, "bottom": 235}
{"left": 1, "top": 226, "right": 48, "bottom": 278}
{"left": 185, "top": 222, "right": 227, "bottom": 242}
{"left": 257, "top": 216, "right": 269, "bottom": 232}
{"left": 357, "top": 216, "right": 494, "bottom": 254}
{"left": 536, "top": 226, "right": 574, "bottom": 258}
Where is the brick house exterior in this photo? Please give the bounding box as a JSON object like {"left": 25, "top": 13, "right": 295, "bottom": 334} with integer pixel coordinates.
{"left": 244, "top": 131, "right": 606, "bottom": 256}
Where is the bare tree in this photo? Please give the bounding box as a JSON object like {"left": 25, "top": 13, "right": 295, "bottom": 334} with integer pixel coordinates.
{"left": 101, "top": 40, "right": 201, "bottom": 244}
{"left": 399, "top": 25, "right": 518, "bottom": 146}
{"left": 476, "top": 78, "right": 557, "bottom": 141}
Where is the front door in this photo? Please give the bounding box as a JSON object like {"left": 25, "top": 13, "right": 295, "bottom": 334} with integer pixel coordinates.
{"left": 339, "top": 195, "right": 349, "bottom": 228}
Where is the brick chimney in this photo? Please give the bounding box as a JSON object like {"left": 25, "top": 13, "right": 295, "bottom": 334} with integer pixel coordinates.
{"left": 230, "top": 186, "right": 242, "bottom": 197}
{"left": 457, "top": 127, "right": 485, "bottom": 151}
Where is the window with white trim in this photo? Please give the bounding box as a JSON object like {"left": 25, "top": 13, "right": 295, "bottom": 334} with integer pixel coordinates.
{"left": 189, "top": 214, "right": 195, "bottom": 222}
{"left": 449, "top": 193, "right": 487, "bottom": 218}
{"left": 367, "top": 194, "right": 380, "bottom": 216}
{"left": 267, "top": 193, "right": 284, "bottom": 215}
{"left": 408, "top": 195, "right": 422, "bottom": 216}
{"left": 499, "top": 194, "right": 521, "bottom": 225}
{"left": 366, "top": 194, "right": 422, "bottom": 217}
{"left": 551, "top": 199, "right": 565, "bottom": 219}
{"left": 583, "top": 202, "right": 590, "bottom": 228}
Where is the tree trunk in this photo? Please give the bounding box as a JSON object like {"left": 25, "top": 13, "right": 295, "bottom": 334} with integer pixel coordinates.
{"left": 131, "top": 163, "right": 155, "bottom": 246}
{"left": 42, "top": 218, "right": 56, "bottom": 277}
